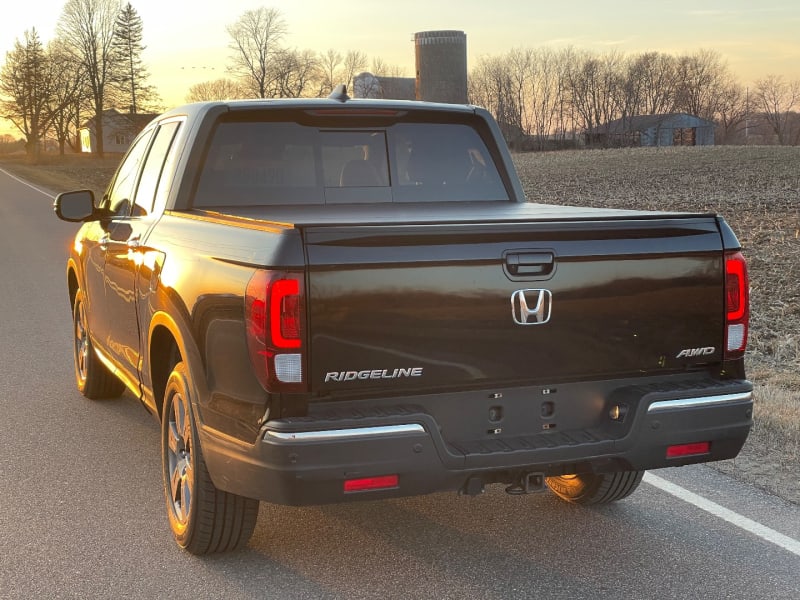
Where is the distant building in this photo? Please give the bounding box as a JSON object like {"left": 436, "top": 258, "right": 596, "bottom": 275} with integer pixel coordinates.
{"left": 352, "top": 29, "right": 468, "bottom": 104}
{"left": 353, "top": 73, "right": 416, "bottom": 100}
{"left": 414, "top": 30, "right": 468, "bottom": 104}
{"left": 589, "top": 113, "right": 716, "bottom": 147}
{"left": 79, "top": 108, "right": 157, "bottom": 153}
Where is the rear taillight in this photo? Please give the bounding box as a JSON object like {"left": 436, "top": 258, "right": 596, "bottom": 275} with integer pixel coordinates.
{"left": 724, "top": 251, "right": 749, "bottom": 360}
{"left": 245, "top": 270, "right": 306, "bottom": 392}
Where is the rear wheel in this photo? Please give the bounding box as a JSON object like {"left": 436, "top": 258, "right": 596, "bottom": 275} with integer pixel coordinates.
{"left": 162, "top": 362, "right": 259, "bottom": 554}
{"left": 72, "top": 290, "right": 125, "bottom": 399}
{"left": 545, "top": 470, "right": 644, "bottom": 505}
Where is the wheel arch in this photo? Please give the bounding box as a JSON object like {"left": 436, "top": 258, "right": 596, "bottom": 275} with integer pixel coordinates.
{"left": 148, "top": 311, "right": 199, "bottom": 421}
{"left": 67, "top": 260, "right": 80, "bottom": 310}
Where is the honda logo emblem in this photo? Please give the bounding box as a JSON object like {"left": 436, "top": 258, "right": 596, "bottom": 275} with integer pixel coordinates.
{"left": 511, "top": 289, "right": 552, "bottom": 325}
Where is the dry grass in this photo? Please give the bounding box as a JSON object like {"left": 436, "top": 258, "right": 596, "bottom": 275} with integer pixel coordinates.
{"left": 0, "top": 152, "right": 122, "bottom": 198}
{"left": 713, "top": 384, "right": 800, "bottom": 500}
{"left": 2, "top": 146, "right": 798, "bottom": 504}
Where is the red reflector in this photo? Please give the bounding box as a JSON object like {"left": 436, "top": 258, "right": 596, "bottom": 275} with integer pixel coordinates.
{"left": 343, "top": 475, "right": 399, "bottom": 493}
{"left": 666, "top": 442, "right": 711, "bottom": 458}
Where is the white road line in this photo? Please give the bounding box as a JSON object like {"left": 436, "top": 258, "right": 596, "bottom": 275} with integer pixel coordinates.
{"left": 0, "top": 167, "right": 55, "bottom": 199}
{"left": 644, "top": 472, "right": 800, "bottom": 558}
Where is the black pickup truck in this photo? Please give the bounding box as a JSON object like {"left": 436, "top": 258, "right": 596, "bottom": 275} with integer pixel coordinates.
{"left": 55, "top": 88, "right": 753, "bottom": 554}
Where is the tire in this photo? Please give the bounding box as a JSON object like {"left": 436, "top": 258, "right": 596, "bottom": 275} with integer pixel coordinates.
{"left": 162, "top": 362, "right": 259, "bottom": 554}
{"left": 545, "top": 470, "right": 645, "bottom": 505}
{"left": 72, "top": 290, "right": 125, "bottom": 399}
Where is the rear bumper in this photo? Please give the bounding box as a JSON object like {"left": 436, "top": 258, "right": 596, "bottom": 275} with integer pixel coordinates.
{"left": 199, "top": 377, "right": 753, "bottom": 505}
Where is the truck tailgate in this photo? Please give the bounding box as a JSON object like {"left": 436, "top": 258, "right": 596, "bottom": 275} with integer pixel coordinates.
{"left": 303, "top": 217, "right": 725, "bottom": 393}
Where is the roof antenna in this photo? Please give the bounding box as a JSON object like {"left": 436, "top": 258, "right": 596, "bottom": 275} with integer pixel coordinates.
{"left": 328, "top": 84, "right": 350, "bottom": 102}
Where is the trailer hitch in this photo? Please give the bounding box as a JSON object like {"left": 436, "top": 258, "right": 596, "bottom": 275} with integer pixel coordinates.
{"left": 505, "top": 472, "right": 546, "bottom": 495}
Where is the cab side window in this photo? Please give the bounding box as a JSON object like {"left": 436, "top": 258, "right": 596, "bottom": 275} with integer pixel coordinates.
{"left": 105, "top": 129, "right": 154, "bottom": 217}
{"left": 133, "top": 121, "right": 181, "bottom": 216}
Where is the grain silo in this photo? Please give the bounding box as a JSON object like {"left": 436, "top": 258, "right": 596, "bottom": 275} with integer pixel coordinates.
{"left": 414, "top": 30, "right": 467, "bottom": 104}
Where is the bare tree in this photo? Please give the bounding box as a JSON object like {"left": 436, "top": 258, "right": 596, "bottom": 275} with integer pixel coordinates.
{"left": 316, "top": 48, "right": 343, "bottom": 97}
{"left": 58, "top": 0, "right": 121, "bottom": 157}
{"left": 0, "top": 29, "right": 58, "bottom": 161}
{"left": 227, "top": 7, "right": 287, "bottom": 98}
{"left": 674, "top": 49, "right": 730, "bottom": 120}
{"left": 370, "top": 57, "right": 405, "bottom": 80}
{"left": 714, "top": 80, "right": 749, "bottom": 144}
{"left": 567, "top": 53, "right": 603, "bottom": 143}
{"left": 526, "top": 48, "right": 570, "bottom": 147}
{"left": 623, "top": 52, "right": 678, "bottom": 116}
{"left": 271, "top": 48, "right": 318, "bottom": 97}
{"left": 185, "top": 78, "right": 246, "bottom": 102}
{"left": 566, "top": 50, "right": 624, "bottom": 145}
{"left": 470, "top": 47, "right": 575, "bottom": 148}
{"left": 310, "top": 48, "right": 381, "bottom": 98}
{"left": 505, "top": 47, "right": 535, "bottom": 139}
{"left": 469, "top": 54, "right": 518, "bottom": 141}
{"left": 47, "top": 40, "right": 88, "bottom": 154}
{"left": 753, "top": 74, "right": 800, "bottom": 145}
{"left": 339, "top": 50, "right": 367, "bottom": 94}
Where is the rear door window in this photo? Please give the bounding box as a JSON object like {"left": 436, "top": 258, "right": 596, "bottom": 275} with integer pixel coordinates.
{"left": 105, "top": 129, "right": 154, "bottom": 216}
{"left": 132, "top": 120, "right": 181, "bottom": 216}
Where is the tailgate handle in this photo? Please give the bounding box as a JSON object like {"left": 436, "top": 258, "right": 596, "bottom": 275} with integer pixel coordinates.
{"left": 506, "top": 252, "right": 554, "bottom": 277}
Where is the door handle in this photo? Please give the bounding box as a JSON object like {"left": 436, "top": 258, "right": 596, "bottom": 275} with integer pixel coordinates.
{"left": 99, "top": 234, "right": 110, "bottom": 251}
{"left": 505, "top": 251, "right": 555, "bottom": 277}
{"left": 127, "top": 234, "right": 141, "bottom": 250}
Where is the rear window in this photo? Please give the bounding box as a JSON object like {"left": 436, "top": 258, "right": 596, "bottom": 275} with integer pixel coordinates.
{"left": 193, "top": 118, "right": 508, "bottom": 207}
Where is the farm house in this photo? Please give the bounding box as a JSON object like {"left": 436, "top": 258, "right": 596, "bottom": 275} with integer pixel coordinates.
{"left": 79, "top": 108, "right": 157, "bottom": 154}
{"left": 589, "top": 113, "right": 716, "bottom": 147}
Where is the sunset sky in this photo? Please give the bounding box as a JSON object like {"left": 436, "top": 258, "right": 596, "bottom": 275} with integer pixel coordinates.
{"left": 1, "top": 0, "right": 799, "bottom": 137}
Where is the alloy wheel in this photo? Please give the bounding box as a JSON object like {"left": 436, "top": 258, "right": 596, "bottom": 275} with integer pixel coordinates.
{"left": 166, "top": 391, "right": 194, "bottom": 525}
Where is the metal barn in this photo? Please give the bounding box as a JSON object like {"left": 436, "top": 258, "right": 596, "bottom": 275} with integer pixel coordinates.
{"left": 592, "top": 113, "right": 716, "bottom": 147}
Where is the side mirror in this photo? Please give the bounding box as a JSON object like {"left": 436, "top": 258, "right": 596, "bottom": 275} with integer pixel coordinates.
{"left": 54, "top": 190, "right": 97, "bottom": 222}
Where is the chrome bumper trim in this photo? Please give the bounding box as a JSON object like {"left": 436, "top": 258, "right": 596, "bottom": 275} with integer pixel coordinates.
{"left": 265, "top": 423, "right": 426, "bottom": 442}
{"left": 647, "top": 391, "right": 753, "bottom": 413}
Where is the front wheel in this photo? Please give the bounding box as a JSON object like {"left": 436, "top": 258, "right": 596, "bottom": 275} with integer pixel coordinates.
{"left": 162, "top": 362, "right": 259, "bottom": 554}
{"left": 545, "top": 470, "right": 644, "bottom": 505}
{"left": 72, "top": 290, "right": 125, "bottom": 400}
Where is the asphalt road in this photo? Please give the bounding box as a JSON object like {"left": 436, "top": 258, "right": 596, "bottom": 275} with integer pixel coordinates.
{"left": 0, "top": 167, "right": 798, "bottom": 600}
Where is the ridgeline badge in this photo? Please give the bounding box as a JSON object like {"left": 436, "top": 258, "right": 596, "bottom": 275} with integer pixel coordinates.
{"left": 325, "top": 367, "right": 424, "bottom": 383}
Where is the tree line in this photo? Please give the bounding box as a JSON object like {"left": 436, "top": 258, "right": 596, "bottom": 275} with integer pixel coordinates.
{"left": 469, "top": 47, "right": 800, "bottom": 149}
{"left": 0, "top": 2, "right": 406, "bottom": 160}
{"left": 2, "top": 1, "right": 799, "bottom": 161}
{"left": 1, "top": 0, "right": 157, "bottom": 158}
{"left": 186, "top": 7, "right": 404, "bottom": 103}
